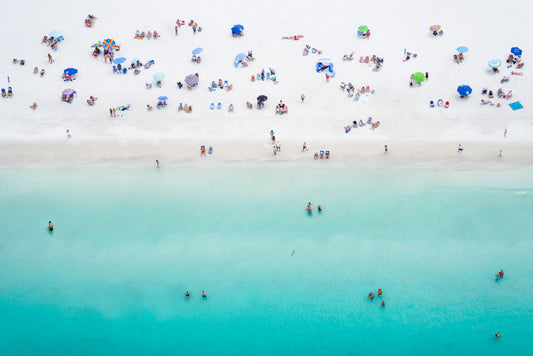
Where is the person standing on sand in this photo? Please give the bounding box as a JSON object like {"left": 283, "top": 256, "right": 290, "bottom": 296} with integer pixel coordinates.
{"left": 273, "top": 146, "right": 277, "bottom": 156}
{"left": 504, "top": 128, "right": 507, "bottom": 137}
{"left": 458, "top": 144, "right": 464, "bottom": 152}
{"left": 109, "top": 108, "right": 113, "bottom": 117}
{"left": 302, "top": 142, "right": 308, "bottom": 152}
{"left": 48, "top": 53, "right": 54, "bottom": 63}
{"left": 113, "top": 108, "right": 116, "bottom": 118}
{"left": 66, "top": 129, "right": 71, "bottom": 139}
{"left": 175, "top": 25, "right": 178, "bottom": 35}
{"left": 384, "top": 145, "right": 388, "bottom": 154}
{"left": 276, "top": 141, "right": 281, "bottom": 152}
{"left": 301, "top": 94, "right": 305, "bottom": 103}
{"left": 156, "top": 160, "right": 160, "bottom": 168}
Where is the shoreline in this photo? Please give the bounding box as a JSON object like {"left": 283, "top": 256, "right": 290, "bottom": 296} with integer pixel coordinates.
{"left": 1, "top": 139, "right": 532, "bottom": 170}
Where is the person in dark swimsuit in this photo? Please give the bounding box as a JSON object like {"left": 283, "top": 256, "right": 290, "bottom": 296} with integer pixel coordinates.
{"left": 48, "top": 221, "right": 53, "bottom": 232}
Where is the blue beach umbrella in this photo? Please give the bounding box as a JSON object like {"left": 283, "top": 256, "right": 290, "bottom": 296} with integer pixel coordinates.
{"left": 457, "top": 85, "right": 472, "bottom": 96}
{"left": 113, "top": 57, "right": 127, "bottom": 64}
{"left": 192, "top": 47, "right": 203, "bottom": 55}
{"left": 185, "top": 74, "right": 198, "bottom": 85}
{"left": 153, "top": 72, "right": 165, "bottom": 81}
{"left": 231, "top": 24, "right": 244, "bottom": 35}
{"left": 48, "top": 30, "right": 62, "bottom": 38}
{"left": 457, "top": 46, "right": 469, "bottom": 53}
{"left": 511, "top": 47, "right": 522, "bottom": 56}
{"left": 63, "top": 68, "right": 78, "bottom": 75}
{"left": 234, "top": 53, "right": 246, "bottom": 67}
{"left": 488, "top": 59, "right": 501, "bottom": 68}
{"left": 158, "top": 96, "right": 168, "bottom": 101}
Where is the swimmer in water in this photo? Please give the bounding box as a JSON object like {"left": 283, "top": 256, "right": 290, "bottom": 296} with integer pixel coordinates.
{"left": 185, "top": 291, "right": 190, "bottom": 298}
{"left": 291, "top": 250, "right": 295, "bottom": 256}
{"left": 378, "top": 288, "right": 382, "bottom": 296}
{"left": 318, "top": 204, "right": 322, "bottom": 212}
{"left": 307, "top": 202, "right": 312, "bottom": 213}
{"left": 368, "top": 292, "right": 375, "bottom": 300}
{"left": 495, "top": 332, "right": 501, "bottom": 339}
{"left": 48, "top": 221, "right": 53, "bottom": 232}
{"left": 201, "top": 291, "right": 207, "bottom": 298}
{"left": 381, "top": 301, "right": 385, "bottom": 307}
{"left": 156, "top": 159, "right": 160, "bottom": 168}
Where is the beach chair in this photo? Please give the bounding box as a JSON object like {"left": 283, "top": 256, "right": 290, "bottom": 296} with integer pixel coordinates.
{"left": 122, "top": 68, "right": 127, "bottom": 74}
{"left": 430, "top": 100, "right": 435, "bottom": 108}
{"left": 217, "top": 102, "right": 222, "bottom": 109}
{"left": 1, "top": 88, "right": 5, "bottom": 98}
{"left": 208, "top": 146, "right": 213, "bottom": 154}
{"left": 325, "top": 150, "right": 330, "bottom": 159}
{"left": 320, "top": 151, "right": 324, "bottom": 159}
{"left": 210, "top": 103, "right": 214, "bottom": 110}
{"left": 7, "top": 87, "right": 13, "bottom": 98}
{"left": 444, "top": 101, "right": 450, "bottom": 108}
{"left": 247, "top": 102, "right": 253, "bottom": 109}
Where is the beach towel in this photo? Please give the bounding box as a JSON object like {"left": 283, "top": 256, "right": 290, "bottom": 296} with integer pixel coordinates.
{"left": 509, "top": 101, "right": 523, "bottom": 111}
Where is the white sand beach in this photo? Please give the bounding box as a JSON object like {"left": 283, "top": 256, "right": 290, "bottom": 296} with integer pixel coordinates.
{"left": 0, "top": 0, "right": 531, "bottom": 167}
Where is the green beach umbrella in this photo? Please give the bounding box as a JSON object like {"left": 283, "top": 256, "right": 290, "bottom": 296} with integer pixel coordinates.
{"left": 358, "top": 25, "right": 369, "bottom": 32}
{"left": 413, "top": 72, "right": 425, "bottom": 83}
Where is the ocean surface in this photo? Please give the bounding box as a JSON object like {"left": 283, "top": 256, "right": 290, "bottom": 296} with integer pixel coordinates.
{"left": 0, "top": 167, "right": 532, "bottom": 355}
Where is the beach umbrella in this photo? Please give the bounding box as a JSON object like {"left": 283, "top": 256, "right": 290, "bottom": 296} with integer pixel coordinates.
{"left": 358, "top": 25, "right": 369, "bottom": 32}
{"left": 62, "top": 88, "right": 75, "bottom": 95}
{"left": 429, "top": 25, "right": 441, "bottom": 31}
{"left": 488, "top": 59, "right": 501, "bottom": 68}
{"left": 412, "top": 72, "right": 425, "bottom": 83}
{"left": 234, "top": 53, "right": 246, "bottom": 67}
{"left": 91, "top": 42, "right": 102, "bottom": 48}
{"left": 158, "top": 96, "right": 168, "bottom": 101}
{"left": 511, "top": 47, "right": 522, "bottom": 56}
{"left": 192, "top": 47, "right": 203, "bottom": 55}
{"left": 153, "top": 72, "right": 165, "bottom": 81}
{"left": 231, "top": 24, "right": 244, "bottom": 35}
{"left": 457, "top": 85, "right": 472, "bottom": 96}
{"left": 185, "top": 74, "right": 199, "bottom": 85}
{"left": 101, "top": 38, "right": 118, "bottom": 51}
{"left": 63, "top": 68, "right": 78, "bottom": 75}
{"left": 257, "top": 95, "right": 268, "bottom": 102}
{"left": 457, "top": 46, "right": 469, "bottom": 53}
{"left": 48, "top": 30, "right": 62, "bottom": 38}
{"left": 113, "top": 57, "right": 127, "bottom": 64}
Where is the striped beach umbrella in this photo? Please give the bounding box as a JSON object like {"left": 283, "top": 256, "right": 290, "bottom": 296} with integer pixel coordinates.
{"left": 429, "top": 25, "right": 441, "bottom": 31}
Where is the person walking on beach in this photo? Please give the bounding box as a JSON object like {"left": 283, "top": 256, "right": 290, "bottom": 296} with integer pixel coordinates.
{"left": 458, "top": 144, "right": 464, "bottom": 152}
{"left": 109, "top": 108, "right": 113, "bottom": 117}
{"left": 499, "top": 149, "right": 502, "bottom": 157}
{"left": 273, "top": 145, "right": 277, "bottom": 156}
{"left": 156, "top": 159, "right": 160, "bottom": 168}
{"left": 66, "top": 129, "right": 71, "bottom": 139}
{"left": 301, "top": 94, "right": 305, "bottom": 103}
{"left": 384, "top": 145, "right": 389, "bottom": 154}
{"left": 175, "top": 25, "right": 178, "bottom": 36}
{"left": 276, "top": 141, "right": 281, "bottom": 152}
{"left": 504, "top": 128, "right": 507, "bottom": 137}
{"left": 302, "top": 142, "right": 308, "bottom": 152}
{"left": 113, "top": 108, "right": 116, "bottom": 118}
{"left": 201, "top": 145, "right": 206, "bottom": 157}
{"left": 48, "top": 53, "right": 54, "bottom": 63}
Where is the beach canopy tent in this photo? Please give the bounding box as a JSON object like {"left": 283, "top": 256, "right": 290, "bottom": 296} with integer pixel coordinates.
{"left": 62, "top": 88, "right": 75, "bottom": 95}
{"left": 509, "top": 101, "right": 523, "bottom": 111}
{"left": 234, "top": 53, "right": 246, "bottom": 67}
{"left": 358, "top": 25, "right": 369, "bottom": 32}
{"left": 231, "top": 24, "right": 244, "bottom": 35}
{"left": 101, "top": 38, "right": 118, "bottom": 51}
{"left": 185, "top": 74, "right": 199, "bottom": 85}
{"left": 113, "top": 57, "right": 127, "bottom": 64}
{"left": 158, "top": 96, "right": 168, "bottom": 101}
{"left": 429, "top": 25, "right": 441, "bottom": 31}
{"left": 153, "top": 72, "right": 165, "bottom": 81}
{"left": 457, "top": 85, "right": 472, "bottom": 96}
{"left": 48, "top": 30, "right": 62, "bottom": 38}
{"left": 457, "top": 46, "right": 469, "bottom": 53}
{"left": 488, "top": 59, "right": 501, "bottom": 68}
{"left": 316, "top": 58, "right": 334, "bottom": 73}
{"left": 511, "top": 47, "right": 522, "bottom": 56}
{"left": 257, "top": 95, "right": 268, "bottom": 102}
{"left": 192, "top": 47, "right": 203, "bottom": 55}
{"left": 412, "top": 72, "right": 425, "bottom": 83}
{"left": 64, "top": 68, "right": 78, "bottom": 75}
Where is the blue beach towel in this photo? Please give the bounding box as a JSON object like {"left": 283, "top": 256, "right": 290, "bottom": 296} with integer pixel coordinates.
{"left": 509, "top": 101, "right": 523, "bottom": 111}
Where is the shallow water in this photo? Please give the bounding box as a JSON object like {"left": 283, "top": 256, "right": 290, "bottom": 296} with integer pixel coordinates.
{"left": 0, "top": 168, "right": 532, "bottom": 355}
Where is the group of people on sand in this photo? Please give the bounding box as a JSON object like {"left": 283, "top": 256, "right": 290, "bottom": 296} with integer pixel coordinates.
{"left": 209, "top": 79, "right": 232, "bottom": 91}
{"left": 345, "top": 117, "right": 380, "bottom": 132}
{"left": 306, "top": 202, "right": 322, "bottom": 213}
{"left": 134, "top": 30, "right": 159, "bottom": 40}
{"left": 275, "top": 100, "right": 288, "bottom": 115}
{"left": 85, "top": 14, "right": 97, "bottom": 28}
{"left": 368, "top": 288, "right": 386, "bottom": 307}
{"left": 178, "top": 103, "right": 193, "bottom": 113}
{"left": 453, "top": 52, "right": 465, "bottom": 64}
{"left": 313, "top": 150, "right": 330, "bottom": 160}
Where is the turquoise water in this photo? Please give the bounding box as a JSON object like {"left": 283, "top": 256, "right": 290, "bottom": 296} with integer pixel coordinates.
{"left": 0, "top": 168, "right": 532, "bottom": 355}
